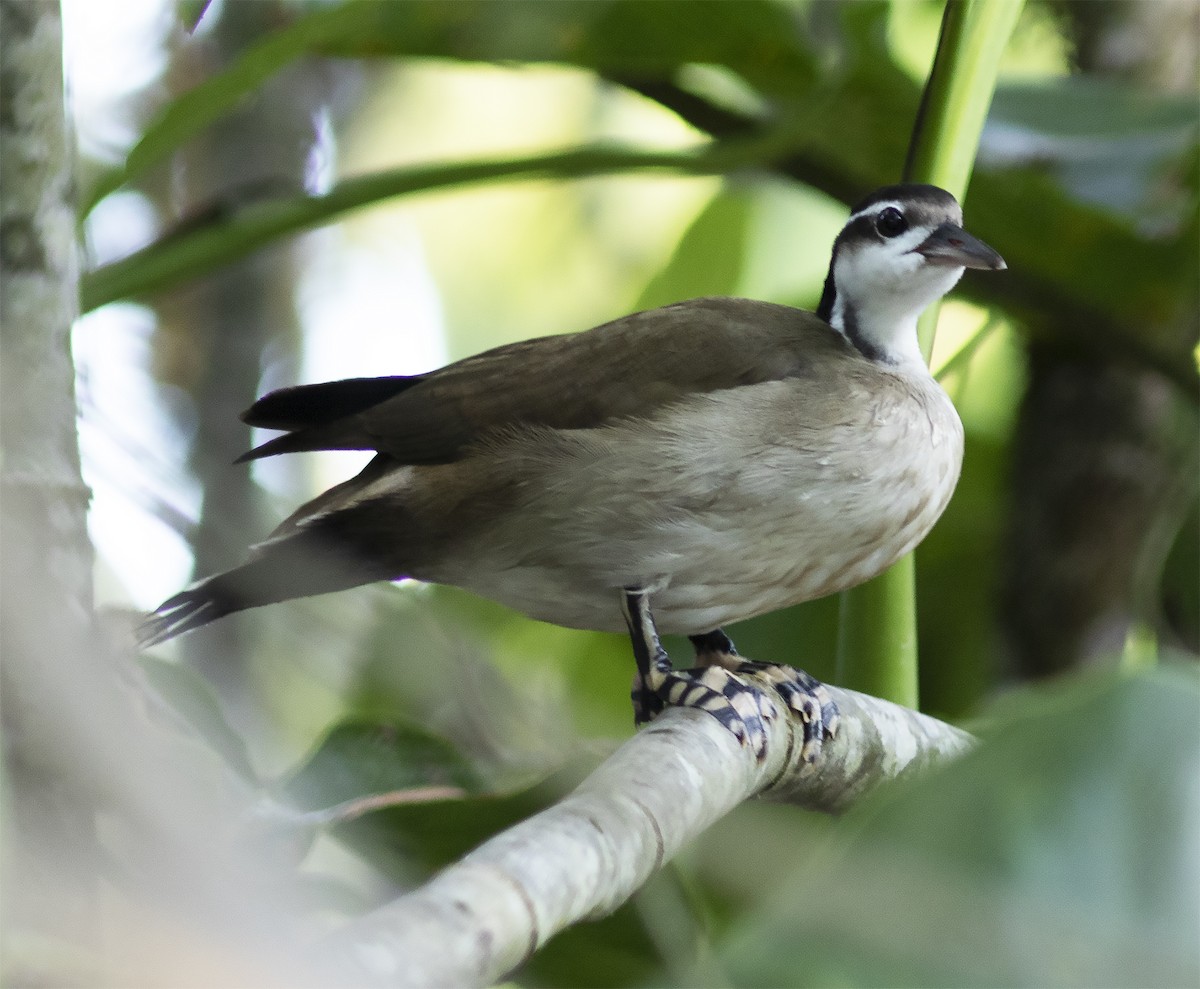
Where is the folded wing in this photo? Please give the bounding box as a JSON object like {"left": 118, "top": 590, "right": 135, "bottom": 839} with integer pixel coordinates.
{"left": 236, "top": 298, "right": 844, "bottom": 465}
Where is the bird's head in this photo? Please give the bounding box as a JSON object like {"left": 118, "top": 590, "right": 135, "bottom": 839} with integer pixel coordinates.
{"left": 817, "top": 184, "right": 1005, "bottom": 368}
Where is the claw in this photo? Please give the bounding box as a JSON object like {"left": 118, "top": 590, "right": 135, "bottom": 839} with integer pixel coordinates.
{"left": 621, "top": 590, "right": 837, "bottom": 762}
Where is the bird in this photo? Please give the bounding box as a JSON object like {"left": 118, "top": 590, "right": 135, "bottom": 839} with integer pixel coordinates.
{"left": 140, "top": 183, "right": 1005, "bottom": 759}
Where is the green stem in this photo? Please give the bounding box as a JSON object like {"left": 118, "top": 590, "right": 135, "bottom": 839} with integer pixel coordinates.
{"left": 835, "top": 0, "right": 1023, "bottom": 707}
{"left": 837, "top": 555, "right": 919, "bottom": 709}
{"left": 80, "top": 132, "right": 794, "bottom": 314}
{"left": 910, "top": 0, "right": 1025, "bottom": 361}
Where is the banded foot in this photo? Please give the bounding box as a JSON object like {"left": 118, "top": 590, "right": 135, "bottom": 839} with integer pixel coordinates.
{"left": 706, "top": 655, "right": 839, "bottom": 763}
{"left": 647, "top": 662, "right": 777, "bottom": 757}
{"left": 623, "top": 590, "right": 821, "bottom": 761}
{"left": 690, "top": 626, "right": 839, "bottom": 760}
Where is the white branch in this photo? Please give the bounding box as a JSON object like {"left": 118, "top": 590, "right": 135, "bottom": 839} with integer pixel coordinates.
{"left": 325, "top": 686, "right": 974, "bottom": 987}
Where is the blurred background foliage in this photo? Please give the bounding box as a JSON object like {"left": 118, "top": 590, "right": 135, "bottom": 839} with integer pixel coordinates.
{"left": 65, "top": 0, "right": 1198, "bottom": 984}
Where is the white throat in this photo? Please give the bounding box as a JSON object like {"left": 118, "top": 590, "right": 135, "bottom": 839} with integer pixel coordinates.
{"left": 829, "top": 232, "right": 965, "bottom": 370}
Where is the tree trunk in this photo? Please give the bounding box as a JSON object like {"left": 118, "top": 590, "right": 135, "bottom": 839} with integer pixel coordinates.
{"left": 0, "top": 0, "right": 97, "bottom": 960}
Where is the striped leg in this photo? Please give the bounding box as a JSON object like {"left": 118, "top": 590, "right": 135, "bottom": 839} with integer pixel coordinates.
{"left": 623, "top": 588, "right": 671, "bottom": 725}
{"left": 621, "top": 590, "right": 773, "bottom": 759}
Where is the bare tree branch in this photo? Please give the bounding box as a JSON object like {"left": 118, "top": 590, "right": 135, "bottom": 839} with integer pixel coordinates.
{"left": 325, "top": 686, "right": 973, "bottom": 988}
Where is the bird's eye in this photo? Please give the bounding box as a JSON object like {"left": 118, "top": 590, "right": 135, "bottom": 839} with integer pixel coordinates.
{"left": 875, "top": 207, "right": 907, "bottom": 238}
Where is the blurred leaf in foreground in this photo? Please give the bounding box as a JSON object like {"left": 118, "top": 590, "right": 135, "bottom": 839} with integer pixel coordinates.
{"left": 720, "top": 664, "right": 1200, "bottom": 988}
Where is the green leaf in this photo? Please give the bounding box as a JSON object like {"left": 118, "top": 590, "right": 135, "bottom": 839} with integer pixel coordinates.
{"left": 284, "top": 723, "right": 596, "bottom": 881}
{"left": 989, "top": 75, "right": 1198, "bottom": 142}
{"left": 311, "top": 0, "right": 817, "bottom": 94}
{"left": 720, "top": 666, "right": 1200, "bottom": 987}
{"left": 232, "top": 720, "right": 489, "bottom": 884}
{"left": 634, "top": 187, "right": 752, "bottom": 310}
{"left": 284, "top": 719, "right": 483, "bottom": 811}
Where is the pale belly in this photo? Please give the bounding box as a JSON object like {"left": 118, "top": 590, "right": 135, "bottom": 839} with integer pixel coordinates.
{"left": 412, "top": 378, "right": 964, "bottom": 635}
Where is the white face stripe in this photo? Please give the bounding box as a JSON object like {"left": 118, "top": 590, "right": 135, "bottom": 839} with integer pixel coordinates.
{"left": 846, "top": 200, "right": 905, "bottom": 224}
{"left": 845, "top": 196, "right": 963, "bottom": 232}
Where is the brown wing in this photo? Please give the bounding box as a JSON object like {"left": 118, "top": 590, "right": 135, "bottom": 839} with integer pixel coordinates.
{"left": 238, "top": 297, "right": 850, "bottom": 465}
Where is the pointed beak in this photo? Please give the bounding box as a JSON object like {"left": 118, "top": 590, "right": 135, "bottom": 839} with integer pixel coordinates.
{"left": 915, "top": 223, "right": 1006, "bottom": 271}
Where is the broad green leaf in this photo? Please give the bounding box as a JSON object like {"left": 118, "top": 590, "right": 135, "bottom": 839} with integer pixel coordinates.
{"left": 634, "top": 187, "right": 752, "bottom": 311}
{"left": 720, "top": 666, "right": 1200, "bottom": 987}
{"left": 961, "top": 168, "right": 1198, "bottom": 392}
{"left": 311, "top": 0, "right": 817, "bottom": 94}
{"left": 228, "top": 717, "right": 540, "bottom": 895}
{"left": 287, "top": 747, "right": 591, "bottom": 880}
{"left": 284, "top": 719, "right": 482, "bottom": 811}
{"left": 989, "top": 75, "right": 1197, "bottom": 144}
{"left": 281, "top": 718, "right": 501, "bottom": 882}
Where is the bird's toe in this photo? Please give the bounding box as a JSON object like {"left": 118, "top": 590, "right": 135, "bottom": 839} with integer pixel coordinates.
{"left": 724, "top": 660, "right": 839, "bottom": 762}
{"left": 638, "top": 665, "right": 775, "bottom": 760}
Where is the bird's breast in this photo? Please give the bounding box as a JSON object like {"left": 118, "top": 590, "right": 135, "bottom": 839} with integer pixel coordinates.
{"left": 637, "top": 374, "right": 963, "bottom": 631}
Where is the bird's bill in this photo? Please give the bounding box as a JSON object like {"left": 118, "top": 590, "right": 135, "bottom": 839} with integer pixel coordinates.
{"left": 914, "top": 223, "right": 1006, "bottom": 270}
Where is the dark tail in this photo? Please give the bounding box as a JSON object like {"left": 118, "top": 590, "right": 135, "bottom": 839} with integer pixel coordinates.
{"left": 241, "top": 376, "right": 420, "bottom": 430}
{"left": 137, "top": 514, "right": 402, "bottom": 648}
{"left": 139, "top": 574, "right": 236, "bottom": 646}
{"left": 236, "top": 375, "right": 424, "bottom": 463}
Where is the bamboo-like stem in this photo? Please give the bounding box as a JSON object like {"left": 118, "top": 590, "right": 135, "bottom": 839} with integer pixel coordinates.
{"left": 835, "top": 0, "right": 1023, "bottom": 707}
{"left": 837, "top": 554, "right": 919, "bottom": 708}
{"left": 909, "top": 0, "right": 1026, "bottom": 361}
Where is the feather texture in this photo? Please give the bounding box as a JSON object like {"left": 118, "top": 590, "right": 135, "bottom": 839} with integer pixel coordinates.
{"left": 142, "top": 184, "right": 1003, "bottom": 647}
{"left": 236, "top": 298, "right": 836, "bottom": 463}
